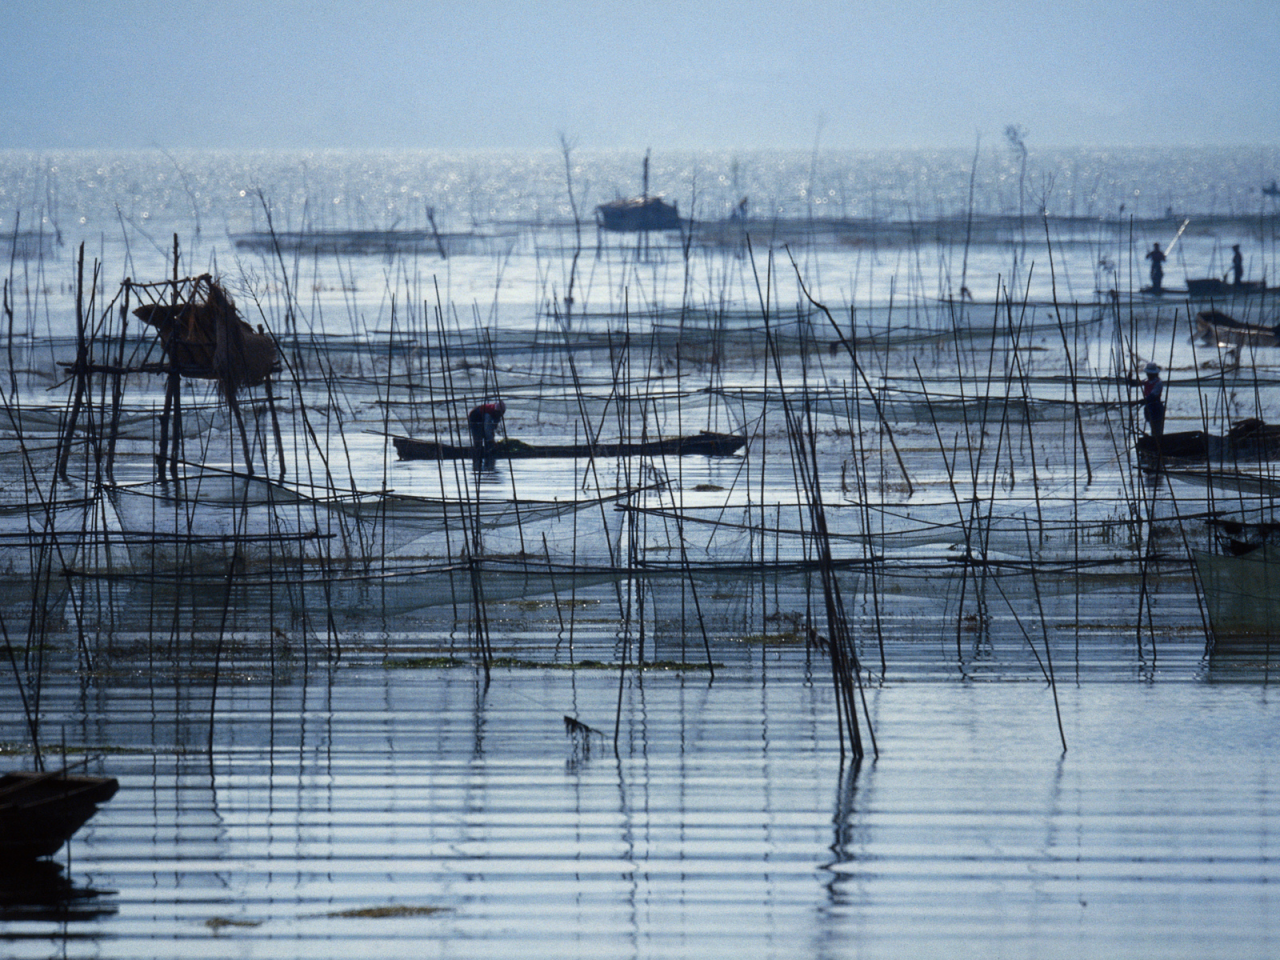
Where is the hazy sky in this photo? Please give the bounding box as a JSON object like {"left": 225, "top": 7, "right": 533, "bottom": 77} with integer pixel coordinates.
{"left": 3, "top": 0, "right": 1276, "bottom": 152}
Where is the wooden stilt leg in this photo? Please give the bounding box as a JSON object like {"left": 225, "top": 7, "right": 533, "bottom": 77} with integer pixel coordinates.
{"left": 228, "top": 391, "right": 254, "bottom": 476}
{"left": 264, "top": 377, "right": 286, "bottom": 480}
{"left": 157, "top": 369, "right": 175, "bottom": 479}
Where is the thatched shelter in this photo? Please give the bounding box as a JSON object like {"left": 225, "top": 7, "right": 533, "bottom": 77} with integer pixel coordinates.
{"left": 133, "top": 275, "right": 277, "bottom": 398}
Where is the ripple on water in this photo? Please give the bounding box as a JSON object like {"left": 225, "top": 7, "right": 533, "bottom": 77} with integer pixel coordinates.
{"left": 1, "top": 662, "right": 1273, "bottom": 960}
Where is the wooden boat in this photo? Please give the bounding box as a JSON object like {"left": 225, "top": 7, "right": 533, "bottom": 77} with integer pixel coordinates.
{"left": 595, "top": 195, "right": 682, "bottom": 232}
{"left": 1166, "top": 467, "right": 1280, "bottom": 497}
{"left": 596, "top": 150, "right": 683, "bottom": 233}
{"left": 1195, "top": 546, "right": 1280, "bottom": 652}
{"left": 392, "top": 431, "right": 746, "bottom": 461}
{"left": 5, "top": 231, "right": 55, "bottom": 260}
{"left": 0, "top": 769, "right": 118, "bottom": 861}
{"left": 1194, "top": 309, "right": 1280, "bottom": 347}
{"left": 1136, "top": 418, "right": 1280, "bottom": 468}
{"left": 1184, "top": 278, "right": 1267, "bottom": 298}
{"left": 229, "top": 228, "right": 502, "bottom": 258}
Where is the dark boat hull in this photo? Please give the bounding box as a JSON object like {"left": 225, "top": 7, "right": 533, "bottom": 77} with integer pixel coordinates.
{"left": 1136, "top": 419, "right": 1280, "bottom": 467}
{"left": 0, "top": 771, "right": 119, "bottom": 861}
{"left": 1194, "top": 309, "right": 1280, "bottom": 348}
{"left": 1196, "top": 547, "right": 1280, "bottom": 644}
{"left": 1185, "top": 278, "right": 1267, "bottom": 298}
{"left": 595, "top": 196, "right": 682, "bottom": 232}
{"left": 393, "top": 431, "right": 746, "bottom": 461}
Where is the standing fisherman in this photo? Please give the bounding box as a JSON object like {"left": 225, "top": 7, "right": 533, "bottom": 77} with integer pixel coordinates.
{"left": 1231, "top": 244, "right": 1244, "bottom": 286}
{"left": 1137, "top": 362, "right": 1166, "bottom": 440}
{"left": 1146, "top": 243, "right": 1167, "bottom": 293}
{"left": 467, "top": 399, "right": 506, "bottom": 456}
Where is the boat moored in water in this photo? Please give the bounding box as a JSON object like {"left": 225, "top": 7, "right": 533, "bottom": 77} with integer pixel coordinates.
{"left": 1195, "top": 545, "right": 1280, "bottom": 651}
{"left": 1194, "top": 309, "right": 1280, "bottom": 347}
{"left": 0, "top": 768, "right": 118, "bottom": 862}
{"left": 1184, "top": 277, "right": 1268, "bottom": 299}
{"left": 392, "top": 431, "right": 746, "bottom": 461}
{"left": 1136, "top": 418, "right": 1280, "bottom": 468}
{"left": 595, "top": 195, "right": 682, "bottom": 232}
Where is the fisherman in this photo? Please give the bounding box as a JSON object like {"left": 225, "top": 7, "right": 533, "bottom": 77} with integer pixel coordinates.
{"left": 1138, "top": 362, "right": 1166, "bottom": 440}
{"left": 1146, "top": 243, "right": 1167, "bottom": 293}
{"left": 467, "top": 399, "right": 505, "bottom": 455}
{"left": 1232, "top": 245, "right": 1244, "bottom": 286}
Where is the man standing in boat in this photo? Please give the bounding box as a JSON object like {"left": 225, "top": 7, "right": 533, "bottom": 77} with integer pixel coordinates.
{"left": 1137, "top": 362, "right": 1166, "bottom": 440}
{"left": 1146, "top": 243, "right": 1167, "bottom": 293}
{"left": 1231, "top": 245, "right": 1244, "bottom": 286}
{"left": 468, "top": 399, "right": 506, "bottom": 456}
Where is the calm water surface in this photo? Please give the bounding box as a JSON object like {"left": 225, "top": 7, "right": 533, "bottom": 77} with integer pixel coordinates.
{"left": 5, "top": 648, "right": 1278, "bottom": 959}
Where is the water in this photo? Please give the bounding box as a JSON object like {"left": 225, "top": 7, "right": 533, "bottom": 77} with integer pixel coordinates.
{"left": 9, "top": 663, "right": 1280, "bottom": 958}
{"left": 3, "top": 145, "right": 1279, "bottom": 332}
{"left": 2, "top": 146, "right": 1280, "bottom": 957}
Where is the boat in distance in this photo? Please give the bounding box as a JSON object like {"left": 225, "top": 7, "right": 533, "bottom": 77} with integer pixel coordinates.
{"left": 1184, "top": 277, "right": 1268, "bottom": 299}
{"left": 595, "top": 195, "right": 682, "bottom": 232}
{"left": 392, "top": 431, "right": 746, "bottom": 461}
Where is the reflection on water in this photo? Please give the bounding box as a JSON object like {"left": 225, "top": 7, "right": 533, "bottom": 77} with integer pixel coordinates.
{"left": 0, "top": 859, "right": 116, "bottom": 924}
{"left": 4, "top": 653, "right": 1278, "bottom": 959}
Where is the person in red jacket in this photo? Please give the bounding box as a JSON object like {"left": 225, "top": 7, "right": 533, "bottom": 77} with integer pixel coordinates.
{"left": 467, "top": 399, "right": 505, "bottom": 455}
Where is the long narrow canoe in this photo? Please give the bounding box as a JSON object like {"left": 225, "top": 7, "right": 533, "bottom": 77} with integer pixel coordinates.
{"left": 1185, "top": 278, "right": 1267, "bottom": 299}
{"left": 392, "top": 431, "right": 746, "bottom": 461}
{"left": 1136, "top": 419, "right": 1280, "bottom": 469}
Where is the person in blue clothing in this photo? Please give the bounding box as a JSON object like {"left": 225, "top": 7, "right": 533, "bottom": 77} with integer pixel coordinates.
{"left": 467, "top": 399, "right": 506, "bottom": 455}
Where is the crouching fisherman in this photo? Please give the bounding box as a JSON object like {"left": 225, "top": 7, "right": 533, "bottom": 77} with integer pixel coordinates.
{"left": 467, "top": 399, "right": 506, "bottom": 456}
